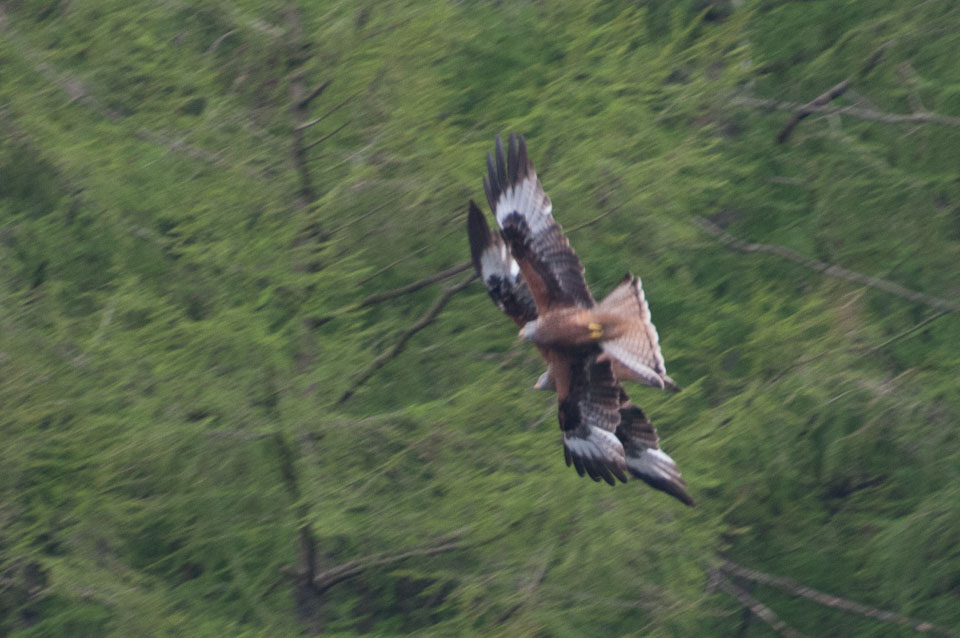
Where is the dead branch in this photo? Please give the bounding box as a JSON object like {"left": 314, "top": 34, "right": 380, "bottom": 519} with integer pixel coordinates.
{"left": 306, "top": 261, "right": 471, "bottom": 328}
{"left": 134, "top": 128, "right": 258, "bottom": 176}
{"left": 206, "top": 30, "right": 237, "bottom": 55}
{"left": 314, "top": 530, "right": 468, "bottom": 593}
{"left": 361, "top": 16, "right": 415, "bottom": 40}
{"left": 692, "top": 217, "right": 960, "bottom": 314}
{"left": 356, "top": 222, "right": 465, "bottom": 286}
{"left": 709, "top": 569, "right": 810, "bottom": 638}
{"left": 273, "top": 428, "right": 324, "bottom": 632}
{"left": 295, "top": 93, "right": 357, "bottom": 132}
{"left": 776, "top": 79, "right": 851, "bottom": 144}
{"left": 326, "top": 202, "right": 390, "bottom": 237}
{"left": 357, "top": 245, "right": 435, "bottom": 286}
{"left": 897, "top": 61, "right": 926, "bottom": 114}
{"left": 735, "top": 97, "right": 960, "bottom": 128}
{"left": 314, "top": 541, "right": 463, "bottom": 592}
{"left": 719, "top": 561, "right": 955, "bottom": 636}
{"left": 207, "top": 430, "right": 273, "bottom": 441}
{"left": 283, "top": 3, "right": 316, "bottom": 207}
{"left": 494, "top": 548, "right": 552, "bottom": 625}
{"left": 298, "top": 80, "right": 331, "bottom": 110}
{"left": 303, "top": 120, "right": 349, "bottom": 152}
{"left": 776, "top": 43, "right": 889, "bottom": 143}
{"left": 566, "top": 203, "right": 626, "bottom": 233}
{"left": 862, "top": 310, "right": 949, "bottom": 354}
{"left": 355, "top": 262, "right": 472, "bottom": 309}
{"left": 0, "top": 11, "right": 122, "bottom": 122}
{"left": 336, "top": 273, "right": 478, "bottom": 405}
{"left": 149, "top": 0, "right": 283, "bottom": 37}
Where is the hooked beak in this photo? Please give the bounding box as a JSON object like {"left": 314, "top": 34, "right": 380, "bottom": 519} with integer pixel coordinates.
{"left": 519, "top": 321, "right": 536, "bottom": 341}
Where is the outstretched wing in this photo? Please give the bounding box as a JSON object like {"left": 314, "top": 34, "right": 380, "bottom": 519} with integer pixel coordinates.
{"left": 467, "top": 200, "right": 538, "bottom": 326}
{"left": 484, "top": 134, "right": 594, "bottom": 312}
{"left": 558, "top": 350, "right": 694, "bottom": 505}
{"left": 558, "top": 350, "right": 628, "bottom": 486}
{"left": 615, "top": 400, "right": 694, "bottom": 506}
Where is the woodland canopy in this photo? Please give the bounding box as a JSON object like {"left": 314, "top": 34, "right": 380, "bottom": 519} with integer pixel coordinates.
{"left": 1, "top": 1, "right": 959, "bottom": 636}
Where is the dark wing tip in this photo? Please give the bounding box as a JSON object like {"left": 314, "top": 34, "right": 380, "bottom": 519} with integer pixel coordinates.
{"left": 495, "top": 135, "right": 507, "bottom": 191}
{"left": 467, "top": 200, "right": 492, "bottom": 275}
{"left": 630, "top": 466, "right": 695, "bottom": 506}
{"left": 516, "top": 134, "right": 531, "bottom": 180}
{"left": 484, "top": 152, "right": 498, "bottom": 211}
{"left": 507, "top": 133, "right": 520, "bottom": 185}
{"left": 485, "top": 133, "right": 535, "bottom": 215}
{"left": 482, "top": 175, "right": 494, "bottom": 213}
{"left": 669, "top": 485, "right": 696, "bottom": 507}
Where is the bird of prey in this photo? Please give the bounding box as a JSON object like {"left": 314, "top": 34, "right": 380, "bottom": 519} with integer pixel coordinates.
{"left": 467, "top": 134, "right": 693, "bottom": 506}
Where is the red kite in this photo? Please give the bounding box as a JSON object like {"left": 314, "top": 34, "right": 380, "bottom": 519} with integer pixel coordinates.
{"left": 467, "top": 134, "right": 693, "bottom": 506}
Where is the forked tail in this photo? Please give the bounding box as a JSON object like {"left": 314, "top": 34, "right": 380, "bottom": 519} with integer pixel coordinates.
{"left": 596, "top": 274, "right": 679, "bottom": 391}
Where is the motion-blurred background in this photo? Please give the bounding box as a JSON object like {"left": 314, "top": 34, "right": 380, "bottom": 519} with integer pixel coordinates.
{"left": 2, "top": 1, "right": 959, "bottom": 635}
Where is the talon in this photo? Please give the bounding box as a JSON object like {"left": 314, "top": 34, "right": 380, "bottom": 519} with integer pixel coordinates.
{"left": 588, "top": 322, "right": 604, "bottom": 339}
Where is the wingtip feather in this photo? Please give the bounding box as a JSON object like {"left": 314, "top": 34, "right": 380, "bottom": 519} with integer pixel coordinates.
{"left": 467, "top": 200, "right": 491, "bottom": 275}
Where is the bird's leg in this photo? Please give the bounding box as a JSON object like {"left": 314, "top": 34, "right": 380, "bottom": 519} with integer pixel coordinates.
{"left": 588, "top": 322, "right": 604, "bottom": 339}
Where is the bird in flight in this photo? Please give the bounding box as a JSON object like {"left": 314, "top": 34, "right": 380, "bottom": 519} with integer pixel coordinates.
{"left": 467, "top": 134, "right": 693, "bottom": 506}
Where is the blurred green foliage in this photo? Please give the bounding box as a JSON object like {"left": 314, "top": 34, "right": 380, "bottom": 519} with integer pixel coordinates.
{"left": 1, "top": 0, "right": 959, "bottom": 635}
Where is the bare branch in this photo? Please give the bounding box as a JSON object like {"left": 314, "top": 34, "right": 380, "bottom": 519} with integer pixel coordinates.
{"left": 284, "top": 3, "right": 315, "bottom": 207}
{"left": 692, "top": 217, "right": 960, "bottom": 314}
{"left": 303, "top": 120, "right": 349, "bottom": 152}
{"left": 336, "top": 274, "right": 478, "bottom": 405}
{"left": 735, "top": 96, "right": 960, "bottom": 128}
{"left": 134, "top": 129, "right": 254, "bottom": 175}
{"left": 355, "top": 262, "right": 472, "bottom": 309}
{"left": 494, "top": 547, "right": 552, "bottom": 625}
{"left": 719, "top": 561, "right": 955, "bottom": 636}
{"left": 566, "top": 203, "right": 626, "bottom": 233}
{"left": 357, "top": 245, "right": 434, "bottom": 286}
{"left": 709, "top": 570, "right": 810, "bottom": 638}
{"left": 313, "top": 527, "right": 471, "bottom": 593}
{"left": 306, "top": 261, "right": 471, "bottom": 328}
{"left": 776, "top": 43, "right": 889, "bottom": 143}
{"left": 862, "top": 310, "right": 948, "bottom": 354}
{"left": 207, "top": 430, "right": 273, "bottom": 442}
{"left": 776, "top": 78, "right": 850, "bottom": 144}
{"left": 206, "top": 30, "right": 237, "bottom": 55}
{"left": 897, "top": 61, "right": 926, "bottom": 114}
{"left": 295, "top": 94, "right": 357, "bottom": 132}
{"left": 298, "top": 80, "right": 331, "bottom": 109}
{"left": 326, "top": 202, "right": 390, "bottom": 237}
{"left": 356, "top": 222, "right": 465, "bottom": 286}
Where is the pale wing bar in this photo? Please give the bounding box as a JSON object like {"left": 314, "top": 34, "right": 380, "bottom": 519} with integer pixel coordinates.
{"left": 467, "top": 201, "right": 538, "bottom": 326}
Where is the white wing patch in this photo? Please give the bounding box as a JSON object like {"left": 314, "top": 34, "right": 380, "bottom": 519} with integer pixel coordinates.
{"left": 479, "top": 242, "right": 519, "bottom": 285}
{"left": 494, "top": 173, "right": 553, "bottom": 235}
{"left": 564, "top": 427, "right": 625, "bottom": 465}
{"left": 625, "top": 447, "right": 684, "bottom": 483}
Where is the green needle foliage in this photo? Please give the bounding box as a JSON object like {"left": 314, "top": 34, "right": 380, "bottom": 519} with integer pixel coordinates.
{"left": 2, "top": 1, "right": 959, "bottom": 636}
